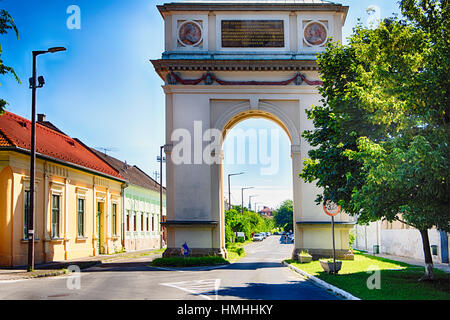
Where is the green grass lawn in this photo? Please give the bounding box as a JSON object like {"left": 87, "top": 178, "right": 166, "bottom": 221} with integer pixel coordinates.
{"left": 287, "top": 251, "right": 450, "bottom": 300}
{"left": 150, "top": 242, "right": 251, "bottom": 267}
{"left": 151, "top": 256, "right": 229, "bottom": 267}
{"left": 225, "top": 241, "right": 251, "bottom": 263}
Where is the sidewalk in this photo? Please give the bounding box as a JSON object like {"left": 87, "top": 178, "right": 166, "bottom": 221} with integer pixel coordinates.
{"left": 365, "top": 252, "right": 450, "bottom": 274}
{"left": 0, "top": 248, "right": 164, "bottom": 281}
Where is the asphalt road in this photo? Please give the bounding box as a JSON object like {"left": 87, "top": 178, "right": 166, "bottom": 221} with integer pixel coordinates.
{"left": 0, "top": 235, "right": 339, "bottom": 300}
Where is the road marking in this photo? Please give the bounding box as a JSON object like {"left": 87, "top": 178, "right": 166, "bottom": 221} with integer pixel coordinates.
{"left": 160, "top": 279, "right": 221, "bottom": 300}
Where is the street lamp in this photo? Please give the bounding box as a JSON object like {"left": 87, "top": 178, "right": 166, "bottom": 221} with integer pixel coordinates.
{"left": 248, "top": 195, "right": 258, "bottom": 211}
{"left": 227, "top": 172, "right": 244, "bottom": 210}
{"left": 241, "top": 187, "right": 254, "bottom": 215}
{"left": 254, "top": 202, "right": 262, "bottom": 213}
{"left": 28, "top": 46, "right": 66, "bottom": 272}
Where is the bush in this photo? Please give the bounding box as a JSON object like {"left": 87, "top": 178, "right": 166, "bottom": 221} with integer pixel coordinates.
{"left": 299, "top": 250, "right": 312, "bottom": 257}
{"left": 151, "top": 256, "right": 229, "bottom": 267}
{"left": 349, "top": 229, "right": 355, "bottom": 246}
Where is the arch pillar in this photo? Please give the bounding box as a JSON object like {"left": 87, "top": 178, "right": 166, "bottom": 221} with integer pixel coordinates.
{"left": 291, "top": 145, "right": 303, "bottom": 251}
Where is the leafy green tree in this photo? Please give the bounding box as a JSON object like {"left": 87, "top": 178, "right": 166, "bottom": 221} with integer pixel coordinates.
{"left": 224, "top": 206, "right": 274, "bottom": 243}
{"left": 300, "top": 0, "right": 449, "bottom": 280}
{"left": 1, "top": 9, "right": 20, "bottom": 113}
{"left": 273, "top": 200, "right": 293, "bottom": 232}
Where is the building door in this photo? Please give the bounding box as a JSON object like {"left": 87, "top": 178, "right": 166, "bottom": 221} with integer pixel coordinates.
{"left": 97, "top": 202, "right": 104, "bottom": 254}
{"left": 440, "top": 231, "right": 449, "bottom": 263}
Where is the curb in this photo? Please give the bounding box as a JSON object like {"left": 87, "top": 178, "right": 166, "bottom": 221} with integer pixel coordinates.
{"left": 29, "top": 269, "right": 68, "bottom": 279}
{"left": 0, "top": 250, "right": 164, "bottom": 281}
{"left": 282, "top": 261, "right": 361, "bottom": 300}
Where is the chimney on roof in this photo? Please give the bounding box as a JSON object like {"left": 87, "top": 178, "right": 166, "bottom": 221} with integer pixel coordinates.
{"left": 37, "top": 114, "right": 46, "bottom": 122}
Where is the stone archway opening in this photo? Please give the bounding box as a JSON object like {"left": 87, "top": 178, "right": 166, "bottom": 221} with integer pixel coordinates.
{"left": 220, "top": 111, "right": 294, "bottom": 255}
{"left": 217, "top": 105, "right": 298, "bottom": 258}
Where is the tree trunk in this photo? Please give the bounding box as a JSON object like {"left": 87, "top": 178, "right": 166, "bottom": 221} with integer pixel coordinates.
{"left": 419, "top": 229, "right": 434, "bottom": 281}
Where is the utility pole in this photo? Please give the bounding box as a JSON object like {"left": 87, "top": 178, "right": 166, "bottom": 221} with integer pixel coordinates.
{"left": 158, "top": 146, "right": 166, "bottom": 248}
{"left": 27, "top": 47, "right": 66, "bottom": 272}
{"left": 158, "top": 144, "right": 172, "bottom": 248}
{"left": 227, "top": 172, "right": 243, "bottom": 210}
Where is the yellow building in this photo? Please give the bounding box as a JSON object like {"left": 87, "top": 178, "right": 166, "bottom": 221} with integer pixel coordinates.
{"left": 0, "top": 111, "right": 126, "bottom": 267}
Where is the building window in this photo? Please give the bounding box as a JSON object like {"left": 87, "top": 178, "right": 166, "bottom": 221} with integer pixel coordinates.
{"left": 52, "top": 194, "right": 60, "bottom": 238}
{"left": 152, "top": 215, "right": 155, "bottom": 232}
{"left": 78, "top": 198, "right": 85, "bottom": 237}
{"left": 146, "top": 215, "right": 149, "bottom": 232}
{"left": 141, "top": 214, "right": 144, "bottom": 231}
{"left": 24, "top": 190, "right": 31, "bottom": 238}
{"left": 112, "top": 203, "right": 117, "bottom": 236}
{"left": 126, "top": 211, "right": 130, "bottom": 232}
{"left": 133, "top": 213, "right": 136, "bottom": 231}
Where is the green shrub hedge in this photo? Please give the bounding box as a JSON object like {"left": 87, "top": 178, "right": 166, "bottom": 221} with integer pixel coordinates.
{"left": 151, "top": 256, "right": 229, "bottom": 267}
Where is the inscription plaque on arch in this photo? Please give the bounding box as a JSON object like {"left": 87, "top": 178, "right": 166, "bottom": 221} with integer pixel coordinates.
{"left": 221, "top": 20, "right": 284, "bottom": 48}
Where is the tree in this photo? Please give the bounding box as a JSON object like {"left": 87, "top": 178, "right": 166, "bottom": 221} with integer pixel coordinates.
{"left": 273, "top": 200, "right": 293, "bottom": 232}
{"left": 224, "top": 206, "right": 274, "bottom": 243}
{"left": 1, "top": 9, "right": 20, "bottom": 113}
{"left": 301, "top": 0, "right": 449, "bottom": 280}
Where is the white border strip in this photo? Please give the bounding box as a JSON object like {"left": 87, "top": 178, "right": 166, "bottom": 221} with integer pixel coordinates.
{"left": 282, "top": 261, "right": 361, "bottom": 300}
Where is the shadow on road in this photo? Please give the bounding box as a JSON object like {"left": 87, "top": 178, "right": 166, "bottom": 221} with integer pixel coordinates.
{"left": 81, "top": 260, "right": 288, "bottom": 273}
{"left": 202, "top": 281, "right": 340, "bottom": 300}
{"left": 225, "top": 261, "right": 284, "bottom": 270}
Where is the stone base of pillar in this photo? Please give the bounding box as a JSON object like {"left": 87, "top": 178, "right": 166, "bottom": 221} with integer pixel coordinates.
{"left": 163, "top": 247, "right": 227, "bottom": 258}
{"left": 292, "top": 248, "right": 354, "bottom": 261}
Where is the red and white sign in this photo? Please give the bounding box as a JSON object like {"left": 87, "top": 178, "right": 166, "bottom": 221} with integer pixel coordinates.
{"left": 323, "top": 200, "right": 341, "bottom": 217}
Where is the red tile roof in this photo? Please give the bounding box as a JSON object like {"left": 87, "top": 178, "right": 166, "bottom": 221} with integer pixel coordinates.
{"left": 259, "top": 206, "right": 274, "bottom": 215}
{"left": 90, "top": 148, "right": 166, "bottom": 193}
{"left": 0, "top": 111, "right": 124, "bottom": 180}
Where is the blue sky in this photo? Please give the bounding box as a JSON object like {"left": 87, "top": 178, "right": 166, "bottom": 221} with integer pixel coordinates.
{"left": 1, "top": 0, "right": 401, "bottom": 210}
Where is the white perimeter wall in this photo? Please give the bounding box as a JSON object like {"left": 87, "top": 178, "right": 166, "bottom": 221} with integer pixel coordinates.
{"left": 353, "top": 222, "right": 447, "bottom": 263}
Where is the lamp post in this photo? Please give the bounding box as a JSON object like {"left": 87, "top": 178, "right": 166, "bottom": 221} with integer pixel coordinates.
{"left": 248, "top": 195, "right": 258, "bottom": 211}
{"left": 241, "top": 187, "right": 254, "bottom": 215}
{"left": 27, "top": 47, "right": 66, "bottom": 272}
{"left": 254, "top": 202, "right": 262, "bottom": 213}
{"left": 227, "top": 172, "right": 243, "bottom": 210}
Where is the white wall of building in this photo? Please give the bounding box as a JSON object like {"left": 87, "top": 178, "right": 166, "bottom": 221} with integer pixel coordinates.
{"left": 353, "top": 222, "right": 447, "bottom": 263}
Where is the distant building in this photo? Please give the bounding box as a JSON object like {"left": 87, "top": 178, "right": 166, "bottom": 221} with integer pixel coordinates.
{"left": 258, "top": 206, "right": 274, "bottom": 218}
{"left": 91, "top": 150, "right": 166, "bottom": 252}
{"left": 0, "top": 111, "right": 126, "bottom": 267}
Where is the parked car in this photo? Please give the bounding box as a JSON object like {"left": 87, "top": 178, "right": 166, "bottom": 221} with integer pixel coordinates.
{"left": 266, "top": 232, "right": 271, "bottom": 236}
{"left": 273, "top": 231, "right": 279, "bottom": 235}
{"left": 253, "top": 234, "right": 264, "bottom": 241}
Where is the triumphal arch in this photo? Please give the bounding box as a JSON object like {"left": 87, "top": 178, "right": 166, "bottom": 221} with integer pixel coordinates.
{"left": 152, "top": 0, "right": 354, "bottom": 260}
